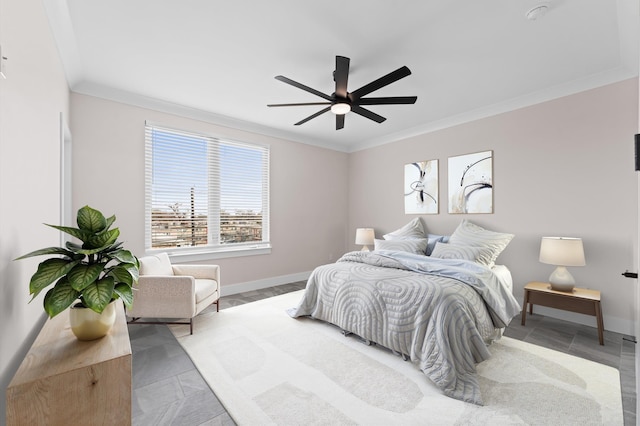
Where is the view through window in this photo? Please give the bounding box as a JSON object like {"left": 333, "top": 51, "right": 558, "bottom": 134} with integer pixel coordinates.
{"left": 145, "top": 124, "right": 269, "bottom": 252}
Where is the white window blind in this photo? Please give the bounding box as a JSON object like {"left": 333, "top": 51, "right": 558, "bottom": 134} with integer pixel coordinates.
{"left": 145, "top": 123, "right": 270, "bottom": 255}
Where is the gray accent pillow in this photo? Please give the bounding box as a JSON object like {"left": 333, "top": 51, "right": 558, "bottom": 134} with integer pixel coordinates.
{"left": 448, "top": 220, "right": 514, "bottom": 267}
{"left": 383, "top": 218, "right": 426, "bottom": 240}
{"left": 374, "top": 238, "right": 428, "bottom": 255}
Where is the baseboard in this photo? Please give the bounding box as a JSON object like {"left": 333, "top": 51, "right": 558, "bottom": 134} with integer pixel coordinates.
{"left": 530, "top": 305, "right": 635, "bottom": 338}
{"left": 220, "top": 271, "right": 311, "bottom": 296}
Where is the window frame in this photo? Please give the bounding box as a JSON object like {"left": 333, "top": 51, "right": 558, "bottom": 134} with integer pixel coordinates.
{"left": 144, "top": 121, "right": 271, "bottom": 261}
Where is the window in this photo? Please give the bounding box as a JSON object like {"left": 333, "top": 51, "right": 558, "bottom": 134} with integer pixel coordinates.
{"left": 145, "top": 123, "right": 270, "bottom": 259}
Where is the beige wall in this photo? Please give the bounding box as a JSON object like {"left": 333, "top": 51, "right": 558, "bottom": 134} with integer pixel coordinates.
{"left": 349, "top": 78, "right": 639, "bottom": 335}
{"left": 0, "top": 0, "right": 70, "bottom": 418}
{"left": 70, "top": 94, "right": 350, "bottom": 288}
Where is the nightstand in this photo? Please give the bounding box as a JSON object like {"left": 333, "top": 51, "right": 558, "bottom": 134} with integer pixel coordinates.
{"left": 521, "top": 281, "right": 604, "bottom": 345}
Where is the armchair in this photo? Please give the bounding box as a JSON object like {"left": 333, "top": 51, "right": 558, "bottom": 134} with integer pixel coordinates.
{"left": 127, "top": 253, "right": 220, "bottom": 334}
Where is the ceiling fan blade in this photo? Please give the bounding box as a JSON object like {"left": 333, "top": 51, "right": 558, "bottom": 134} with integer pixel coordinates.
{"left": 351, "top": 105, "right": 386, "bottom": 123}
{"left": 336, "top": 114, "right": 345, "bottom": 130}
{"left": 275, "top": 75, "right": 333, "bottom": 101}
{"left": 350, "top": 66, "right": 412, "bottom": 100}
{"left": 268, "top": 102, "right": 332, "bottom": 107}
{"left": 294, "top": 106, "right": 331, "bottom": 126}
{"left": 357, "top": 96, "right": 417, "bottom": 105}
{"left": 334, "top": 56, "right": 350, "bottom": 98}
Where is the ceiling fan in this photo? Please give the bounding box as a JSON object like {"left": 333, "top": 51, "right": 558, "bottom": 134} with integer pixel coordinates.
{"left": 267, "top": 56, "right": 417, "bottom": 130}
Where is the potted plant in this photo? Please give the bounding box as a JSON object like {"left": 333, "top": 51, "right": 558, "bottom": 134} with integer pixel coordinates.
{"left": 16, "top": 205, "right": 139, "bottom": 340}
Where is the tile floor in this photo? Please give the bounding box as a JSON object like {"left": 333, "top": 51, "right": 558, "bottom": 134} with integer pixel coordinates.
{"left": 129, "top": 282, "right": 637, "bottom": 425}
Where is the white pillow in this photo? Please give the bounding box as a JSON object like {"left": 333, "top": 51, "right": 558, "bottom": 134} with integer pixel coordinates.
{"left": 430, "top": 242, "right": 494, "bottom": 264}
{"left": 374, "top": 238, "right": 428, "bottom": 255}
{"left": 448, "top": 220, "right": 514, "bottom": 267}
{"left": 383, "top": 218, "right": 426, "bottom": 240}
{"left": 139, "top": 252, "right": 174, "bottom": 276}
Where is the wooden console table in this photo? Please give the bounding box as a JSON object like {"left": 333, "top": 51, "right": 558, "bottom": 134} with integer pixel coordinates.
{"left": 521, "top": 281, "right": 604, "bottom": 345}
{"left": 6, "top": 303, "right": 132, "bottom": 425}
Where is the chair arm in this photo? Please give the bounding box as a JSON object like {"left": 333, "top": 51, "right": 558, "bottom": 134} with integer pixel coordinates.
{"left": 172, "top": 264, "right": 220, "bottom": 283}
{"left": 127, "top": 275, "right": 196, "bottom": 318}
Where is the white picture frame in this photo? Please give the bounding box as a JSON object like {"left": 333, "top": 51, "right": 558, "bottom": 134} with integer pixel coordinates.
{"left": 448, "top": 150, "right": 493, "bottom": 214}
{"left": 404, "top": 159, "right": 438, "bottom": 214}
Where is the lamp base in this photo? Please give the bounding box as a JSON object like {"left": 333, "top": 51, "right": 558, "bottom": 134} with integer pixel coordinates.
{"left": 360, "top": 246, "right": 370, "bottom": 252}
{"left": 549, "top": 266, "right": 575, "bottom": 292}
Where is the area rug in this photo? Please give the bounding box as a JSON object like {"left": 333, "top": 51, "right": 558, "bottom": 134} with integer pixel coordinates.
{"left": 170, "top": 290, "right": 623, "bottom": 425}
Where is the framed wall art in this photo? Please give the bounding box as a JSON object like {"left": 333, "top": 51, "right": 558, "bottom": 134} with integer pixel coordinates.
{"left": 404, "top": 159, "right": 438, "bottom": 214}
{"left": 448, "top": 150, "right": 493, "bottom": 214}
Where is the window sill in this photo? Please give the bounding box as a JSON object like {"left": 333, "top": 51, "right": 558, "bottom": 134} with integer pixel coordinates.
{"left": 147, "top": 244, "right": 271, "bottom": 263}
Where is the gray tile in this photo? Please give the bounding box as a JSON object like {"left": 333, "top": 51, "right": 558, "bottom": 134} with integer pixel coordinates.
{"left": 132, "top": 342, "right": 195, "bottom": 388}
{"left": 132, "top": 398, "right": 183, "bottom": 426}
{"left": 503, "top": 323, "right": 532, "bottom": 341}
{"left": 168, "top": 389, "right": 227, "bottom": 426}
{"left": 178, "top": 369, "right": 214, "bottom": 397}
{"left": 522, "top": 324, "right": 574, "bottom": 352}
{"left": 569, "top": 331, "right": 622, "bottom": 368}
{"left": 135, "top": 376, "right": 184, "bottom": 413}
{"left": 199, "top": 412, "right": 236, "bottom": 426}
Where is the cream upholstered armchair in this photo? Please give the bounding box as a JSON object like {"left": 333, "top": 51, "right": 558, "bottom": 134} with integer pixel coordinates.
{"left": 127, "top": 253, "right": 220, "bottom": 334}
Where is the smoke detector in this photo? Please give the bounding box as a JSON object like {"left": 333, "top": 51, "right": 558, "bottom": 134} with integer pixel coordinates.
{"left": 526, "top": 4, "right": 550, "bottom": 20}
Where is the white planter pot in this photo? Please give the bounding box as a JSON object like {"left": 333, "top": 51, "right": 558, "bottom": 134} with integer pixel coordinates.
{"left": 69, "top": 301, "right": 117, "bottom": 341}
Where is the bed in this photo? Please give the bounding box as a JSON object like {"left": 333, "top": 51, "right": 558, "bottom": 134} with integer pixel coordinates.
{"left": 287, "top": 219, "right": 521, "bottom": 405}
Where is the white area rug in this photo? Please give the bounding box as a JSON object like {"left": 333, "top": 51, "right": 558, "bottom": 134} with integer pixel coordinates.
{"left": 171, "top": 290, "right": 623, "bottom": 425}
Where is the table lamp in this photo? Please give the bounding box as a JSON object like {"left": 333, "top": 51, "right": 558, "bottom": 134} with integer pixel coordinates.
{"left": 539, "top": 237, "right": 586, "bottom": 292}
{"left": 355, "top": 228, "right": 375, "bottom": 251}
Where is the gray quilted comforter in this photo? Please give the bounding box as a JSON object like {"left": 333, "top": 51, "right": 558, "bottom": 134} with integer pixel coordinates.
{"left": 287, "top": 250, "right": 521, "bottom": 405}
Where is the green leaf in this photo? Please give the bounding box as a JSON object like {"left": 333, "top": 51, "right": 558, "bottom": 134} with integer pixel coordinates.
{"left": 108, "top": 266, "right": 135, "bottom": 286}
{"left": 67, "top": 263, "right": 104, "bottom": 291}
{"left": 127, "top": 263, "right": 140, "bottom": 282}
{"left": 114, "top": 283, "right": 133, "bottom": 308}
{"left": 102, "top": 242, "right": 123, "bottom": 254}
{"left": 77, "top": 206, "right": 107, "bottom": 233}
{"left": 82, "top": 276, "right": 115, "bottom": 313}
{"left": 46, "top": 224, "right": 93, "bottom": 243}
{"left": 29, "top": 258, "right": 79, "bottom": 298}
{"left": 66, "top": 241, "right": 108, "bottom": 256}
{"left": 14, "top": 247, "right": 72, "bottom": 261}
{"left": 43, "top": 277, "right": 80, "bottom": 318}
{"left": 85, "top": 228, "right": 120, "bottom": 250}
{"left": 109, "top": 249, "right": 137, "bottom": 264}
{"left": 104, "top": 215, "right": 116, "bottom": 230}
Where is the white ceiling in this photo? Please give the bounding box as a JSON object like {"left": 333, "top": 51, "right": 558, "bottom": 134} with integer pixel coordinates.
{"left": 45, "top": 0, "right": 639, "bottom": 152}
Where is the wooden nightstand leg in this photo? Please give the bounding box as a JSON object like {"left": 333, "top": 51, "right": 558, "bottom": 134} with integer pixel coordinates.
{"left": 521, "top": 290, "right": 529, "bottom": 325}
{"left": 595, "top": 301, "right": 604, "bottom": 346}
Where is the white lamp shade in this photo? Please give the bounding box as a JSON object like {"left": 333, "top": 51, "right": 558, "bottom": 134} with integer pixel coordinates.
{"left": 539, "top": 237, "right": 586, "bottom": 267}
{"left": 539, "top": 237, "right": 585, "bottom": 291}
{"left": 355, "top": 228, "right": 375, "bottom": 246}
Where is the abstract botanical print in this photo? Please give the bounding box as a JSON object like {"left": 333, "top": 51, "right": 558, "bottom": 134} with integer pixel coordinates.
{"left": 405, "top": 159, "right": 438, "bottom": 214}
{"left": 448, "top": 151, "right": 493, "bottom": 213}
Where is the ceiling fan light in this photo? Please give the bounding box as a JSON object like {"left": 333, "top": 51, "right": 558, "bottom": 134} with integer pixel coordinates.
{"left": 331, "top": 103, "right": 351, "bottom": 115}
